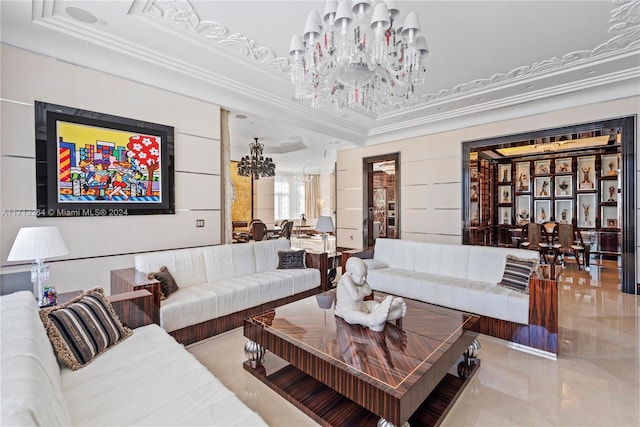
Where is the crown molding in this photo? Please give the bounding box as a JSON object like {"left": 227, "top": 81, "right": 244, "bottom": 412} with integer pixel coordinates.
{"left": 141, "top": 0, "right": 640, "bottom": 117}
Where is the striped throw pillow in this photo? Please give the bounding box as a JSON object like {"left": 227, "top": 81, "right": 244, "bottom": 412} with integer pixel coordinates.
{"left": 498, "top": 254, "right": 538, "bottom": 293}
{"left": 40, "top": 287, "right": 132, "bottom": 370}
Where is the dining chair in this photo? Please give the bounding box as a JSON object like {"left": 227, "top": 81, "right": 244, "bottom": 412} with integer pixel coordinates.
{"left": 520, "top": 222, "right": 550, "bottom": 264}
{"left": 550, "top": 223, "right": 585, "bottom": 270}
{"left": 250, "top": 221, "right": 269, "bottom": 241}
{"left": 280, "top": 220, "right": 294, "bottom": 239}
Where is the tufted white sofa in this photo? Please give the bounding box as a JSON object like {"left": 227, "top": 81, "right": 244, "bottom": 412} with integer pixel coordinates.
{"left": 0, "top": 291, "right": 267, "bottom": 427}
{"left": 345, "top": 238, "right": 558, "bottom": 356}
{"left": 115, "top": 238, "right": 322, "bottom": 344}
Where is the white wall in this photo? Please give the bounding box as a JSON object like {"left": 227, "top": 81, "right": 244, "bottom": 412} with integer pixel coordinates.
{"left": 254, "top": 176, "right": 275, "bottom": 225}
{"left": 337, "top": 97, "right": 639, "bottom": 257}
{"left": 0, "top": 45, "right": 222, "bottom": 294}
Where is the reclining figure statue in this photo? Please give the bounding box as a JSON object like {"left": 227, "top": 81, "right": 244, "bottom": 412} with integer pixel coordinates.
{"left": 335, "top": 257, "right": 407, "bottom": 332}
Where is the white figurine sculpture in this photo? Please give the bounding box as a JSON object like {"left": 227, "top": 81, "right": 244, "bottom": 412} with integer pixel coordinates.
{"left": 335, "top": 257, "right": 407, "bottom": 332}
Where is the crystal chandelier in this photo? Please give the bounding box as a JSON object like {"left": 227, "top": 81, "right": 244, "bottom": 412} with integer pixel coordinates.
{"left": 289, "top": 0, "right": 428, "bottom": 113}
{"left": 295, "top": 166, "right": 313, "bottom": 183}
{"left": 237, "top": 138, "right": 276, "bottom": 180}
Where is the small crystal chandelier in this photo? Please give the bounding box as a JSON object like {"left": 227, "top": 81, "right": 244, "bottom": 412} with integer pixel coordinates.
{"left": 289, "top": 0, "right": 428, "bottom": 113}
{"left": 237, "top": 138, "right": 276, "bottom": 180}
{"left": 295, "top": 166, "right": 313, "bottom": 183}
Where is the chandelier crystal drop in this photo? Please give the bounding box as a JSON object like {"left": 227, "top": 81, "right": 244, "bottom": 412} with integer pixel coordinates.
{"left": 237, "top": 138, "right": 276, "bottom": 179}
{"left": 289, "top": 0, "right": 428, "bottom": 114}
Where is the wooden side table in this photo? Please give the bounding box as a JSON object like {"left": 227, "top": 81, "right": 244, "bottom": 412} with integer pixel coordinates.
{"left": 40, "top": 289, "right": 156, "bottom": 329}
{"left": 110, "top": 268, "right": 161, "bottom": 325}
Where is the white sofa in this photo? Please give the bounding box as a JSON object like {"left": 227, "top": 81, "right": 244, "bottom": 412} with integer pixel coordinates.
{"left": 129, "top": 239, "right": 321, "bottom": 343}
{"left": 0, "top": 291, "right": 267, "bottom": 427}
{"left": 347, "top": 239, "right": 558, "bottom": 356}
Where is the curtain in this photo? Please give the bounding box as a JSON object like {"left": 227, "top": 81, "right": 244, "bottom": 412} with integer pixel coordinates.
{"left": 221, "top": 109, "right": 233, "bottom": 244}
{"left": 304, "top": 175, "right": 320, "bottom": 219}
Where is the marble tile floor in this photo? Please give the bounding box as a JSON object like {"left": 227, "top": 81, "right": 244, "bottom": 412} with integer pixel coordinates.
{"left": 187, "top": 259, "right": 639, "bottom": 427}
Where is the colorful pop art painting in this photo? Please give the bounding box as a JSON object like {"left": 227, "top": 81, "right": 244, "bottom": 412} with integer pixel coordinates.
{"left": 57, "top": 121, "right": 162, "bottom": 203}
{"left": 35, "top": 101, "right": 174, "bottom": 217}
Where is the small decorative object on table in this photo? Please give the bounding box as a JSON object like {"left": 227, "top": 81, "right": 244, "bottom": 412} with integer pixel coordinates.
{"left": 335, "top": 257, "right": 406, "bottom": 332}
{"left": 42, "top": 286, "right": 58, "bottom": 307}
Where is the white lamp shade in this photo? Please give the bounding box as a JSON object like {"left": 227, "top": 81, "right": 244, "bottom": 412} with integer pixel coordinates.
{"left": 303, "top": 10, "right": 322, "bottom": 42}
{"left": 289, "top": 34, "right": 305, "bottom": 55}
{"left": 323, "top": 0, "right": 338, "bottom": 24}
{"left": 416, "top": 36, "right": 429, "bottom": 55}
{"left": 401, "top": 12, "right": 421, "bottom": 38}
{"left": 334, "top": 0, "right": 353, "bottom": 27}
{"left": 370, "top": 2, "right": 390, "bottom": 30}
{"left": 384, "top": 0, "right": 400, "bottom": 18}
{"left": 7, "top": 226, "right": 69, "bottom": 262}
{"left": 315, "top": 216, "right": 335, "bottom": 233}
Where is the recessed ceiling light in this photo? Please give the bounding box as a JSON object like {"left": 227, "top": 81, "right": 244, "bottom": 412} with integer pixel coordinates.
{"left": 65, "top": 7, "right": 98, "bottom": 24}
{"left": 235, "top": 114, "right": 247, "bottom": 120}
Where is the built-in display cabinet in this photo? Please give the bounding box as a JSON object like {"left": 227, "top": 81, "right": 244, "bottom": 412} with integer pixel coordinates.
{"left": 463, "top": 117, "right": 636, "bottom": 295}
{"left": 468, "top": 130, "right": 622, "bottom": 256}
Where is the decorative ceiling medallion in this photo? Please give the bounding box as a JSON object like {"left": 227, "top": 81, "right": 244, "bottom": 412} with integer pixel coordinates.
{"left": 145, "top": 0, "right": 289, "bottom": 73}
{"left": 144, "top": 0, "right": 639, "bottom": 114}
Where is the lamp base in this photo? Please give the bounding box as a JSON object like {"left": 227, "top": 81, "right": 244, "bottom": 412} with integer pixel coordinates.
{"left": 31, "top": 261, "right": 50, "bottom": 307}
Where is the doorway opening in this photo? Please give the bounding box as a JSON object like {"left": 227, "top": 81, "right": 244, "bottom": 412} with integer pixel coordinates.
{"left": 461, "top": 116, "right": 636, "bottom": 295}
{"left": 364, "top": 153, "right": 400, "bottom": 248}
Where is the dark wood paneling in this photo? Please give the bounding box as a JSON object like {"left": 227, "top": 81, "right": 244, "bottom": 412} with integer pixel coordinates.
{"left": 110, "top": 268, "right": 161, "bottom": 325}
{"left": 305, "top": 252, "right": 328, "bottom": 291}
{"left": 108, "top": 290, "right": 155, "bottom": 329}
{"left": 169, "top": 287, "right": 321, "bottom": 345}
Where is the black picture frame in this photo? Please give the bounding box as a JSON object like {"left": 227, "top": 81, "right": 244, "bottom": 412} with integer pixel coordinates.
{"left": 35, "top": 101, "right": 175, "bottom": 217}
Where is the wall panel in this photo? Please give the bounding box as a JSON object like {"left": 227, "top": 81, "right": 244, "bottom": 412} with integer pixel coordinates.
{"left": 1, "top": 46, "right": 222, "bottom": 292}
{"left": 175, "top": 134, "right": 220, "bottom": 175}
{"left": 337, "top": 96, "right": 639, "bottom": 252}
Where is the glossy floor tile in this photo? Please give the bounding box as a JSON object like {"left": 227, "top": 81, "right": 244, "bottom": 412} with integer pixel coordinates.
{"left": 187, "top": 259, "right": 639, "bottom": 427}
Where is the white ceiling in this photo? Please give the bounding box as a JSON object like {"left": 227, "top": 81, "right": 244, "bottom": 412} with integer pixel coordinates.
{"left": 1, "top": 0, "right": 639, "bottom": 174}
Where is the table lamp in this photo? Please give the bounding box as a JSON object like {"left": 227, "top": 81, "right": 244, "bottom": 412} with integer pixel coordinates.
{"left": 315, "top": 216, "right": 335, "bottom": 253}
{"left": 7, "top": 226, "right": 69, "bottom": 306}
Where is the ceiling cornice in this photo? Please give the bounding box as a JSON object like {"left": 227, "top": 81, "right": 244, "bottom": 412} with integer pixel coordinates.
{"left": 136, "top": 0, "right": 290, "bottom": 74}
{"left": 138, "top": 0, "right": 640, "bottom": 118}
{"left": 370, "top": 53, "right": 640, "bottom": 137}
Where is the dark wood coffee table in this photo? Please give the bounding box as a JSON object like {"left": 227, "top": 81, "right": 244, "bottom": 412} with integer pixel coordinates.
{"left": 243, "top": 291, "right": 480, "bottom": 427}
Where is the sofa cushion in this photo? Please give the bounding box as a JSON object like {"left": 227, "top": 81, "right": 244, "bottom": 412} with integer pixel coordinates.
{"left": 277, "top": 250, "right": 306, "bottom": 269}
{"left": 203, "top": 244, "right": 235, "bottom": 283}
{"left": 254, "top": 238, "right": 291, "bottom": 273}
{"left": 498, "top": 254, "right": 539, "bottom": 293}
{"left": 148, "top": 265, "right": 179, "bottom": 299}
{"left": 363, "top": 258, "right": 388, "bottom": 270}
{"left": 230, "top": 243, "right": 257, "bottom": 277}
{"left": 40, "top": 288, "right": 132, "bottom": 370}
{"left": 60, "top": 324, "right": 267, "bottom": 426}
{"left": 1, "top": 291, "right": 73, "bottom": 427}
{"left": 467, "top": 245, "right": 540, "bottom": 284}
{"left": 366, "top": 268, "right": 529, "bottom": 324}
{"left": 135, "top": 247, "right": 206, "bottom": 288}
